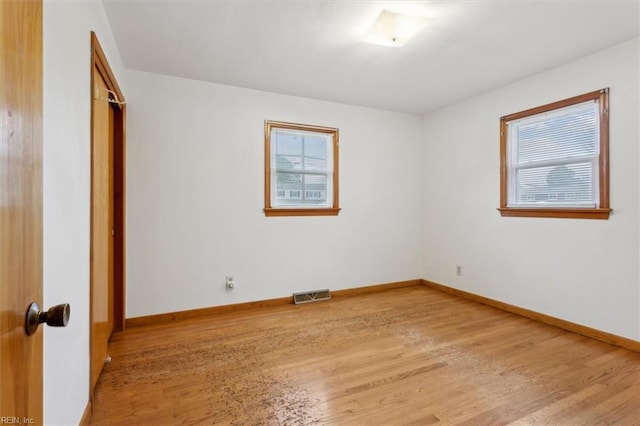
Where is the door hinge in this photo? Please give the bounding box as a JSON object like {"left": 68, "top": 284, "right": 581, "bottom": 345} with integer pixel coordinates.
{"left": 112, "top": 228, "right": 115, "bottom": 237}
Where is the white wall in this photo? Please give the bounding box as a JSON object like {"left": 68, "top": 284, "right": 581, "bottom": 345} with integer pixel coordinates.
{"left": 43, "top": 1, "right": 125, "bottom": 424}
{"left": 125, "top": 70, "right": 424, "bottom": 318}
{"left": 422, "top": 38, "right": 640, "bottom": 340}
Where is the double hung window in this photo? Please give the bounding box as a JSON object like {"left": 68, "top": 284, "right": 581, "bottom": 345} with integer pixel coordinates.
{"left": 499, "top": 89, "right": 610, "bottom": 219}
{"left": 264, "top": 121, "right": 340, "bottom": 216}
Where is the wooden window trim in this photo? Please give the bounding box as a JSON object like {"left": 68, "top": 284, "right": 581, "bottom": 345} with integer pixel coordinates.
{"left": 499, "top": 88, "right": 611, "bottom": 220}
{"left": 264, "top": 120, "right": 340, "bottom": 217}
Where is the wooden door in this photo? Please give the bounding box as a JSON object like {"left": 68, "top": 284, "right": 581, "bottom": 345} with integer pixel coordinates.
{"left": 90, "top": 67, "right": 115, "bottom": 394}
{"left": 0, "top": 0, "right": 44, "bottom": 423}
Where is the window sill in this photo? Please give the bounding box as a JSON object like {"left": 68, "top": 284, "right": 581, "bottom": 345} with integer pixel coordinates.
{"left": 264, "top": 207, "right": 341, "bottom": 217}
{"left": 497, "top": 207, "right": 611, "bottom": 219}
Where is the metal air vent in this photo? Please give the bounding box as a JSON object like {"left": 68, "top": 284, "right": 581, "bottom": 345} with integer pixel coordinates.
{"left": 293, "top": 289, "right": 331, "bottom": 305}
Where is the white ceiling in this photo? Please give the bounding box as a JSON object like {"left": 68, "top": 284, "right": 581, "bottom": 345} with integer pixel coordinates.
{"left": 102, "top": 0, "right": 639, "bottom": 115}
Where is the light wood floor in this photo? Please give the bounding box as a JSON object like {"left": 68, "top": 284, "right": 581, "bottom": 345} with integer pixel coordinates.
{"left": 90, "top": 286, "right": 640, "bottom": 425}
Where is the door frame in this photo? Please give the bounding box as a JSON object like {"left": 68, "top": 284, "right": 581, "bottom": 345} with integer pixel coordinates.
{"left": 89, "top": 32, "right": 126, "bottom": 394}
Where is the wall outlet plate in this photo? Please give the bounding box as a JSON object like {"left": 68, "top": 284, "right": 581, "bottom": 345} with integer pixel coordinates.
{"left": 225, "top": 276, "right": 234, "bottom": 289}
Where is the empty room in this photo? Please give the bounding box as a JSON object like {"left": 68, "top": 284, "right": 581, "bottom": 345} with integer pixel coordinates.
{"left": 1, "top": 0, "right": 639, "bottom": 425}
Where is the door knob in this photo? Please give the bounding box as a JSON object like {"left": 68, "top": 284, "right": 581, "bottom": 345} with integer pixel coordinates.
{"left": 25, "top": 302, "right": 70, "bottom": 336}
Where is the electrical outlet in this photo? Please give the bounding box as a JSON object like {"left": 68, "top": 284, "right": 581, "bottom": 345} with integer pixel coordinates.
{"left": 456, "top": 265, "right": 463, "bottom": 276}
{"left": 225, "top": 276, "right": 235, "bottom": 289}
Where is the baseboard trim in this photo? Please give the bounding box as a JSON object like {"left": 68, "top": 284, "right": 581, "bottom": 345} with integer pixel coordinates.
{"left": 125, "top": 295, "right": 293, "bottom": 328}
{"left": 79, "top": 400, "right": 92, "bottom": 426}
{"left": 125, "top": 279, "right": 422, "bottom": 328}
{"left": 422, "top": 279, "right": 640, "bottom": 353}
{"left": 331, "top": 279, "right": 422, "bottom": 298}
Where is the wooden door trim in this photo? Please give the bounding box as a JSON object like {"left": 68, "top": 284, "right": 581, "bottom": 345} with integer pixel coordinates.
{"left": 91, "top": 33, "right": 124, "bottom": 110}
{"left": 89, "top": 33, "right": 126, "bottom": 404}
{"left": 90, "top": 32, "right": 126, "bottom": 332}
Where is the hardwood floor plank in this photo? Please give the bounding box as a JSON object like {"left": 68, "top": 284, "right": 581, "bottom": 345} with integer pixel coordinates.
{"left": 90, "top": 286, "right": 640, "bottom": 425}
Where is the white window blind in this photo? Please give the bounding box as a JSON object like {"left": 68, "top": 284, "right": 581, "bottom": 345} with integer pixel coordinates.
{"left": 270, "top": 128, "right": 333, "bottom": 208}
{"left": 506, "top": 100, "right": 600, "bottom": 208}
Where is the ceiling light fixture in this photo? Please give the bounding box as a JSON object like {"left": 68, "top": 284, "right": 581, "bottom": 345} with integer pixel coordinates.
{"left": 362, "top": 9, "right": 428, "bottom": 47}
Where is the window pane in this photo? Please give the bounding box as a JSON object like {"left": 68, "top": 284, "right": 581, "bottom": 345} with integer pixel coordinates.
{"left": 274, "top": 132, "right": 302, "bottom": 170}
{"left": 274, "top": 132, "right": 302, "bottom": 155}
{"left": 515, "top": 102, "right": 598, "bottom": 164}
{"left": 304, "top": 174, "right": 327, "bottom": 205}
{"left": 274, "top": 172, "right": 328, "bottom": 206}
{"left": 272, "top": 130, "right": 329, "bottom": 172}
{"left": 302, "top": 135, "right": 328, "bottom": 171}
{"left": 515, "top": 162, "right": 595, "bottom": 206}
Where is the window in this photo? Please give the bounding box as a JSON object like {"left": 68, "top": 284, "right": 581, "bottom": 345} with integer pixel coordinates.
{"left": 264, "top": 120, "right": 340, "bottom": 216}
{"left": 499, "top": 89, "right": 610, "bottom": 219}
